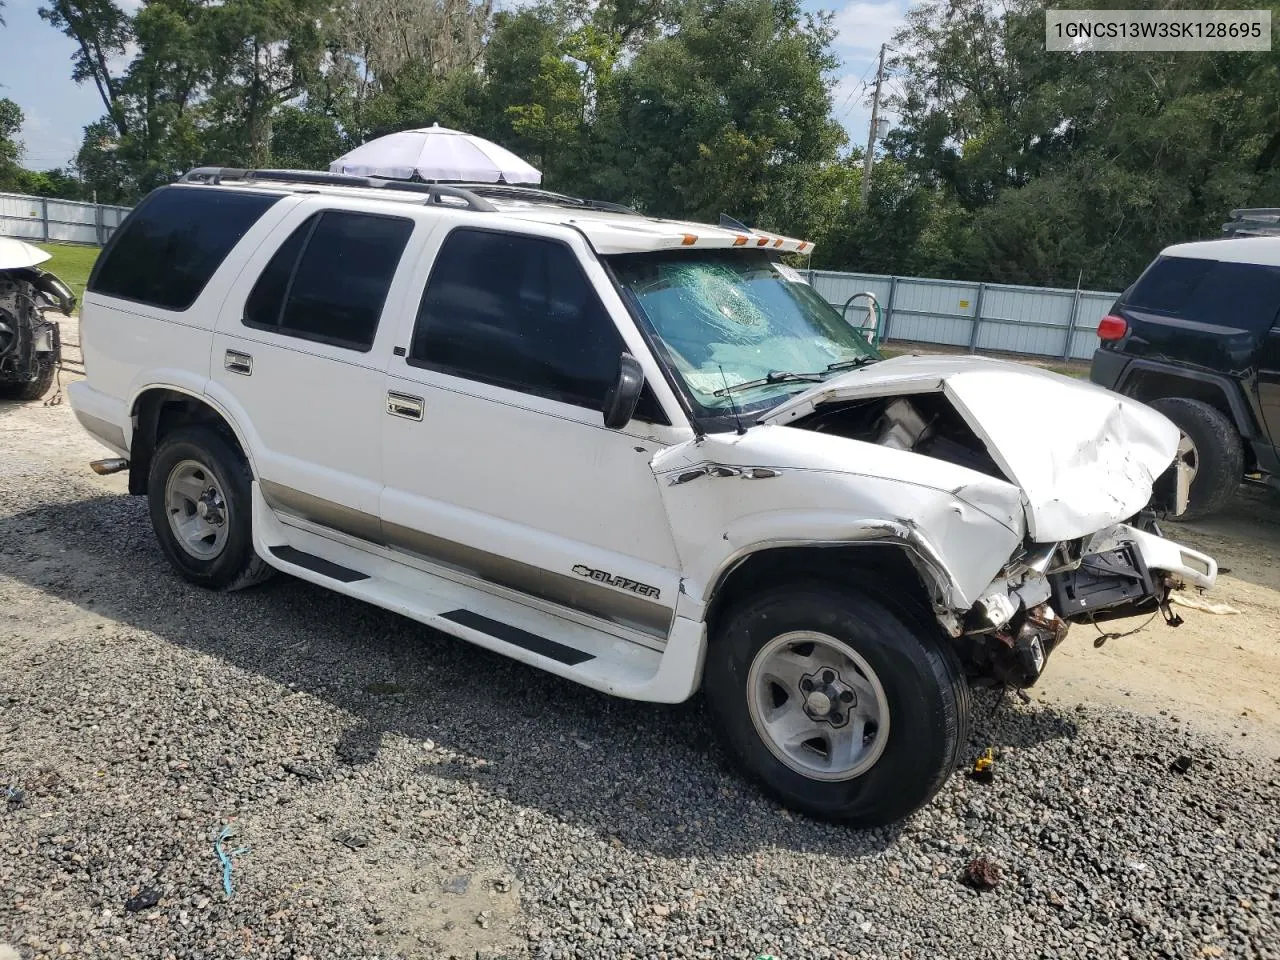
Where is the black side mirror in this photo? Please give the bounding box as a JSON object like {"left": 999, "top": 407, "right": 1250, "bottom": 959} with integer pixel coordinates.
{"left": 603, "top": 352, "right": 645, "bottom": 429}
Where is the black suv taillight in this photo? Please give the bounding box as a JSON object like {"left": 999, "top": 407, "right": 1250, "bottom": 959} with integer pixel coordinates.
{"left": 1097, "top": 314, "right": 1128, "bottom": 341}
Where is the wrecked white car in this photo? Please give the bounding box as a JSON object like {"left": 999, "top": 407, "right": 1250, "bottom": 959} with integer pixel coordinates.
{"left": 67, "top": 168, "right": 1215, "bottom": 826}
{"left": 0, "top": 237, "right": 74, "bottom": 401}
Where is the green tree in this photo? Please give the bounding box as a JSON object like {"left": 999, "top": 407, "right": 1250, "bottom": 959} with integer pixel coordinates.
{"left": 612, "top": 0, "right": 844, "bottom": 227}
{"left": 39, "top": 0, "right": 135, "bottom": 137}
{"left": 0, "top": 98, "right": 25, "bottom": 190}
{"left": 887, "top": 0, "right": 1280, "bottom": 288}
{"left": 198, "top": 0, "right": 334, "bottom": 166}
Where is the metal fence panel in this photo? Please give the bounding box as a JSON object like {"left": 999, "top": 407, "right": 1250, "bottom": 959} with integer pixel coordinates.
{"left": 0, "top": 216, "right": 45, "bottom": 241}
{"left": 0, "top": 191, "right": 132, "bottom": 247}
{"left": 810, "top": 269, "right": 1122, "bottom": 363}
{"left": 809, "top": 270, "right": 893, "bottom": 308}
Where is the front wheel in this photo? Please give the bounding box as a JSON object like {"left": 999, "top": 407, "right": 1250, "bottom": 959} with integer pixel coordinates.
{"left": 705, "top": 583, "right": 969, "bottom": 826}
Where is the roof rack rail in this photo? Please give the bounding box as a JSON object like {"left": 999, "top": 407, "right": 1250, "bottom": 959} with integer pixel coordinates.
{"left": 450, "top": 182, "right": 641, "bottom": 215}
{"left": 1229, "top": 208, "right": 1280, "bottom": 220}
{"left": 177, "top": 167, "right": 498, "bottom": 212}
{"left": 1222, "top": 208, "right": 1280, "bottom": 236}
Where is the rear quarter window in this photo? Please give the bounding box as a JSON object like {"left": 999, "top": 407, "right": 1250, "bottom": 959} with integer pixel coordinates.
{"left": 88, "top": 186, "right": 280, "bottom": 311}
{"left": 1127, "top": 255, "right": 1280, "bottom": 334}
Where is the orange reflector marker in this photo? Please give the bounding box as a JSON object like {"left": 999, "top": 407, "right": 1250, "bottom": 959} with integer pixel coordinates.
{"left": 773, "top": 238, "right": 784, "bottom": 247}
{"left": 733, "top": 235, "right": 748, "bottom": 246}
{"left": 797, "top": 241, "right": 809, "bottom": 252}
{"left": 681, "top": 234, "right": 697, "bottom": 246}
{"left": 757, "top": 237, "right": 769, "bottom": 246}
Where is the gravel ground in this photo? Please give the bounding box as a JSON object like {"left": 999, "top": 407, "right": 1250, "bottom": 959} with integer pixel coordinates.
{"left": 2, "top": 404, "right": 1279, "bottom": 959}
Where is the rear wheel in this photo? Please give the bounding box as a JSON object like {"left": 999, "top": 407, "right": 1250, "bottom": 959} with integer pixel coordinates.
{"left": 1149, "top": 397, "right": 1242, "bottom": 520}
{"left": 147, "top": 425, "right": 274, "bottom": 590}
{"left": 705, "top": 583, "right": 969, "bottom": 826}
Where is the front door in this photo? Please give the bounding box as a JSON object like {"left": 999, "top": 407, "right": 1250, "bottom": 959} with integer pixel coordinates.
{"left": 210, "top": 201, "right": 422, "bottom": 534}
{"left": 380, "top": 221, "right": 686, "bottom": 638}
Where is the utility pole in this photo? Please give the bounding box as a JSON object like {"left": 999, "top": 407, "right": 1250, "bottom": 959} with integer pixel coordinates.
{"left": 860, "top": 42, "right": 888, "bottom": 207}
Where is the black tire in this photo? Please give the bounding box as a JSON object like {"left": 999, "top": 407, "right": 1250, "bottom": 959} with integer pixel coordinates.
{"left": 1149, "top": 397, "right": 1243, "bottom": 520}
{"left": 147, "top": 425, "right": 274, "bottom": 591}
{"left": 0, "top": 327, "right": 59, "bottom": 402}
{"left": 705, "top": 582, "right": 969, "bottom": 827}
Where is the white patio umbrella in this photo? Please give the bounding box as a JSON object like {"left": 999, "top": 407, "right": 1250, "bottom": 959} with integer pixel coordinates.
{"left": 329, "top": 123, "right": 542, "bottom": 184}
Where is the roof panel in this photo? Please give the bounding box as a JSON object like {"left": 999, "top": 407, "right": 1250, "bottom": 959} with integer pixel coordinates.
{"left": 498, "top": 205, "right": 814, "bottom": 255}
{"left": 1162, "top": 236, "right": 1280, "bottom": 266}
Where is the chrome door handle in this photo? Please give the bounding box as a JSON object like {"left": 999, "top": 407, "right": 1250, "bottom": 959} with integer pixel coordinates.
{"left": 224, "top": 349, "right": 253, "bottom": 375}
{"left": 386, "top": 391, "right": 424, "bottom": 421}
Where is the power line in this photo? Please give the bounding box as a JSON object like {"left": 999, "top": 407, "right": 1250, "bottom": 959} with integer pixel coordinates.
{"left": 832, "top": 56, "right": 880, "bottom": 122}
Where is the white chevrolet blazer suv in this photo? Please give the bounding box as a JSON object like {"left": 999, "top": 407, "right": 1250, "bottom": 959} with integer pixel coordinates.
{"left": 68, "top": 168, "right": 1218, "bottom": 826}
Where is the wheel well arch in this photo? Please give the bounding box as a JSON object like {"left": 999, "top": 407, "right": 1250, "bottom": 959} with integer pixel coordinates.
{"left": 1118, "top": 364, "right": 1255, "bottom": 438}
{"left": 703, "top": 544, "right": 944, "bottom": 641}
{"left": 128, "top": 387, "right": 252, "bottom": 495}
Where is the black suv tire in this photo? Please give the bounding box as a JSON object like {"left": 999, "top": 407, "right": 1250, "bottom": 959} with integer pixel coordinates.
{"left": 706, "top": 582, "right": 969, "bottom": 827}
{"left": 1150, "top": 397, "right": 1242, "bottom": 520}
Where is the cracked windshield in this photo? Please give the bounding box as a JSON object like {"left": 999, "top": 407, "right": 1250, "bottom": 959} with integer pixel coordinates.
{"left": 610, "top": 253, "right": 881, "bottom": 411}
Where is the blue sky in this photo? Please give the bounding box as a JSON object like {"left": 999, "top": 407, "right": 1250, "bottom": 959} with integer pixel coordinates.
{"left": 0, "top": 0, "right": 908, "bottom": 170}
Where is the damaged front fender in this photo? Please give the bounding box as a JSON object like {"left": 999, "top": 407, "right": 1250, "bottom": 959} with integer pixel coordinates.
{"left": 652, "top": 426, "right": 1025, "bottom": 617}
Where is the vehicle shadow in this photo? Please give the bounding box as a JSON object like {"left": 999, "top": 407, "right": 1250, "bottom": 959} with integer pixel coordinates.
{"left": 1, "top": 493, "right": 1079, "bottom": 861}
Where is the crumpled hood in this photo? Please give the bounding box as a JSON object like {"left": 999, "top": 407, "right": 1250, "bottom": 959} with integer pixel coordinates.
{"left": 763, "top": 354, "right": 1181, "bottom": 541}
{"left": 0, "top": 237, "right": 52, "bottom": 271}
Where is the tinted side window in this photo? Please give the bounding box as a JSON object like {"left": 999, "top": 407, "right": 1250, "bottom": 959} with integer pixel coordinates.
{"left": 89, "top": 186, "right": 279, "bottom": 310}
{"left": 410, "top": 229, "right": 624, "bottom": 409}
{"left": 1126, "top": 256, "right": 1214, "bottom": 314}
{"left": 243, "top": 211, "right": 413, "bottom": 351}
{"left": 1184, "top": 261, "right": 1280, "bottom": 334}
{"left": 1127, "top": 255, "right": 1280, "bottom": 333}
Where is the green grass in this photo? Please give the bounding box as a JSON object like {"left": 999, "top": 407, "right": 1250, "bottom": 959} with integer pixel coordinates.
{"left": 34, "top": 242, "right": 101, "bottom": 304}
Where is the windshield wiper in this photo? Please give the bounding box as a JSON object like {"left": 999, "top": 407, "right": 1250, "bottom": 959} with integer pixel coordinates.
{"left": 825, "top": 356, "right": 880, "bottom": 372}
{"left": 713, "top": 370, "right": 826, "bottom": 397}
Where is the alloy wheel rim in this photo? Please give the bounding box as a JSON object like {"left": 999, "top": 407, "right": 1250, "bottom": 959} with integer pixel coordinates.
{"left": 164, "top": 459, "right": 230, "bottom": 560}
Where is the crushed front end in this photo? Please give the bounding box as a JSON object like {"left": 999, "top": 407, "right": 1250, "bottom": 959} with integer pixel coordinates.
{"left": 952, "top": 519, "right": 1217, "bottom": 689}
{"left": 0, "top": 240, "right": 75, "bottom": 399}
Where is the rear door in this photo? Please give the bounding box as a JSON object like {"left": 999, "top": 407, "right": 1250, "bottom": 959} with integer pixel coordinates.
{"left": 208, "top": 200, "right": 424, "bottom": 534}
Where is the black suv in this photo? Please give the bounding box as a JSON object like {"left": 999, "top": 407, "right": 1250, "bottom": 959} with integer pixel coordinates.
{"left": 1090, "top": 236, "right": 1280, "bottom": 518}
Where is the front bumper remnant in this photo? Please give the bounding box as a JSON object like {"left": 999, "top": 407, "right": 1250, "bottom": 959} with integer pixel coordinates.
{"left": 958, "top": 524, "right": 1217, "bottom": 689}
